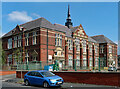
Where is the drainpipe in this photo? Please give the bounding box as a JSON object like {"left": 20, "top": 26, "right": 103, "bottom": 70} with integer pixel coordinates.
{"left": 99, "top": 57, "right": 100, "bottom": 72}
{"left": 47, "top": 29, "right": 48, "bottom": 65}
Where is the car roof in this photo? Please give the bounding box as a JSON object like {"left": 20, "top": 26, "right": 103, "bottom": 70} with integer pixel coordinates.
{"left": 29, "top": 70, "right": 48, "bottom": 73}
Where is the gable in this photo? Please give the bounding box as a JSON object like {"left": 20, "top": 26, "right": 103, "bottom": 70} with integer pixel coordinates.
{"left": 12, "top": 25, "right": 23, "bottom": 35}
{"left": 73, "top": 24, "right": 88, "bottom": 39}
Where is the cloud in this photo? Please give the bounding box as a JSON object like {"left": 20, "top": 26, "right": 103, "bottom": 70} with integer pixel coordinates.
{"left": 32, "top": 13, "right": 41, "bottom": 18}
{"left": 114, "top": 41, "right": 118, "bottom": 45}
{"left": 8, "top": 11, "right": 33, "bottom": 22}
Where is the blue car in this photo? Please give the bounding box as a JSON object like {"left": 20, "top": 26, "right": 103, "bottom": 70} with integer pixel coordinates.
{"left": 24, "top": 70, "right": 64, "bottom": 88}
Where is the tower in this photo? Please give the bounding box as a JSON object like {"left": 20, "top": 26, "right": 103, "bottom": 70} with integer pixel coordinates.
{"left": 65, "top": 5, "right": 73, "bottom": 28}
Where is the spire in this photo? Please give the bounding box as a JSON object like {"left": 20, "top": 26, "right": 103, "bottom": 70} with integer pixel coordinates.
{"left": 67, "top": 4, "right": 71, "bottom": 19}
{"left": 65, "top": 5, "right": 73, "bottom": 28}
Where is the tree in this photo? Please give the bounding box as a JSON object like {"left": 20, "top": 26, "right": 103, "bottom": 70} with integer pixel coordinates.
{"left": 0, "top": 49, "right": 6, "bottom": 70}
{"left": 13, "top": 48, "right": 23, "bottom": 80}
{"left": 1, "top": 50, "right": 6, "bottom": 65}
{"left": 13, "top": 48, "right": 23, "bottom": 64}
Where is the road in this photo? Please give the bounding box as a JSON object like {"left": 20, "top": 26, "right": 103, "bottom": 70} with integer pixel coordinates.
{"left": 2, "top": 81, "right": 119, "bottom": 89}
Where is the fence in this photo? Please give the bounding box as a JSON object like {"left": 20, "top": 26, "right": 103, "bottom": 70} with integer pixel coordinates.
{"left": 1, "top": 58, "right": 111, "bottom": 71}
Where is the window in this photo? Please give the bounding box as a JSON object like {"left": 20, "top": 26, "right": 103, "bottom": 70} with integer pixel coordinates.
{"left": 33, "top": 56, "right": 37, "bottom": 61}
{"left": 55, "top": 52, "right": 57, "bottom": 55}
{"left": 55, "top": 34, "right": 62, "bottom": 46}
{"left": 100, "top": 45, "right": 104, "bottom": 54}
{"left": 89, "top": 44, "right": 92, "bottom": 53}
{"left": 95, "top": 45, "right": 98, "bottom": 54}
{"left": 41, "top": 71, "right": 55, "bottom": 77}
{"left": 68, "top": 55, "right": 73, "bottom": 67}
{"left": 75, "top": 38, "right": 80, "bottom": 51}
{"left": 100, "top": 60, "right": 104, "bottom": 67}
{"left": 109, "top": 45, "right": 112, "bottom": 53}
{"left": 32, "top": 32, "right": 37, "bottom": 45}
{"left": 13, "top": 54, "right": 17, "bottom": 65}
{"left": 89, "top": 57, "right": 92, "bottom": 67}
{"left": 25, "top": 33, "right": 29, "bottom": 46}
{"left": 68, "top": 39, "right": 73, "bottom": 50}
{"left": 8, "top": 54, "right": 12, "bottom": 66}
{"left": 82, "top": 40, "right": 86, "bottom": 53}
{"left": 18, "top": 35, "right": 22, "bottom": 47}
{"left": 8, "top": 38, "right": 12, "bottom": 49}
{"left": 25, "top": 53, "right": 29, "bottom": 63}
{"left": 14, "top": 36, "right": 17, "bottom": 48}
{"left": 35, "top": 72, "right": 43, "bottom": 77}
{"left": 27, "top": 72, "right": 32, "bottom": 76}
{"left": 83, "top": 57, "right": 87, "bottom": 67}
{"left": 95, "top": 58, "right": 98, "bottom": 67}
{"left": 76, "top": 56, "right": 80, "bottom": 67}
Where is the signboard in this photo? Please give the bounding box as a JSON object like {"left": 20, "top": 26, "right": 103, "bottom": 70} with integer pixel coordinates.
{"left": 48, "top": 55, "right": 52, "bottom": 62}
{"left": 113, "top": 61, "right": 115, "bottom": 64}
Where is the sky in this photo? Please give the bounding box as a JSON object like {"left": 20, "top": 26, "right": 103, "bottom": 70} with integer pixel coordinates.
{"left": 2, "top": 2, "right": 118, "bottom": 45}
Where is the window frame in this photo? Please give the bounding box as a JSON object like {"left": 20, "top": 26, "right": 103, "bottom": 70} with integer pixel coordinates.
{"left": 55, "top": 33, "right": 62, "bottom": 46}
{"left": 8, "top": 38, "right": 12, "bottom": 49}
{"left": 25, "top": 33, "right": 29, "bottom": 46}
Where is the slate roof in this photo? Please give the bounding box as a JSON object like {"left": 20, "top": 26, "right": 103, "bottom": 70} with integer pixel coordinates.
{"left": 88, "top": 36, "right": 97, "bottom": 43}
{"left": 20, "top": 17, "right": 54, "bottom": 31}
{"left": 3, "top": 17, "right": 72, "bottom": 38}
{"left": 91, "top": 35, "right": 116, "bottom": 45}
{"left": 54, "top": 24, "right": 72, "bottom": 37}
{"left": 69, "top": 26, "right": 79, "bottom": 32}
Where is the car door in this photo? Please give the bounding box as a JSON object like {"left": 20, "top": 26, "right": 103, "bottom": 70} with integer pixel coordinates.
{"left": 34, "top": 72, "right": 45, "bottom": 85}
{"left": 27, "top": 72, "right": 36, "bottom": 85}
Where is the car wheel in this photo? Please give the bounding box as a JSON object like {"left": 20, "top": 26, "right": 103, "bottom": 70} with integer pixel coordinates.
{"left": 25, "top": 80, "right": 30, "bottom": 86}
{"left": 43, "top": 81, "right": 49, "bottom": 88}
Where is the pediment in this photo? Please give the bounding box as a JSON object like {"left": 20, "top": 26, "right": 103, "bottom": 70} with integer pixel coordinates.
{"left": 73, "top": 24, "right": 88, "bottom": 39}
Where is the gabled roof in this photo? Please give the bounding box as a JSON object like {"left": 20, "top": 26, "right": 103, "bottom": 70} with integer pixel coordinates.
{"left": 69, "top": 26, "right": 79, "bottom": 32}
{"left": 88, "top": 36, "right": 97, "bottom": 43}
{"left": 54, "top": 24, "right": 72, "bottom": 37}
{"left": 91, "top": 35, "right": 116, "bottom": 45}
{"left": 20, "top": 17, "right": 54, "bottom": 30}
{"left": 2, "top": 17, "right": 71, "bottom": 38}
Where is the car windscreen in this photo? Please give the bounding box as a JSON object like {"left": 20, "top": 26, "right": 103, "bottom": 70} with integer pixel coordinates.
{"left": 41, "top": 71, "right": 55, "bottom": 77}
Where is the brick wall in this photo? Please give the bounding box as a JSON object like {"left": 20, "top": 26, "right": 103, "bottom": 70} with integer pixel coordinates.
{"left": 16, "top": 70, "right": 120, "bottom": 87}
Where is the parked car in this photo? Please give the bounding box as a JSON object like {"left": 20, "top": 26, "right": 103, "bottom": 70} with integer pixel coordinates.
{"left": 24, "top": 70, "right": 64, "bottom": 88}
{"left": 108, "top": 67, "right": 117, "bottom": 71}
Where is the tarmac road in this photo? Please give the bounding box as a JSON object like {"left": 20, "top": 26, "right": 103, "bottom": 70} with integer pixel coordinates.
{"left": 2, "top": 81, "right": 119, "bottom": 89}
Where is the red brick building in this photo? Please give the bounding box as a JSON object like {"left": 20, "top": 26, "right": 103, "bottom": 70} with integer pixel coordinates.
{"left": 2, "top": 5, "right": 117, "bottom": 70}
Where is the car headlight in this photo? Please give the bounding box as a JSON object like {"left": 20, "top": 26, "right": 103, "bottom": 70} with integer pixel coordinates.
{"left": 50, "top": 79, "right": 56, "bottom": 82}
